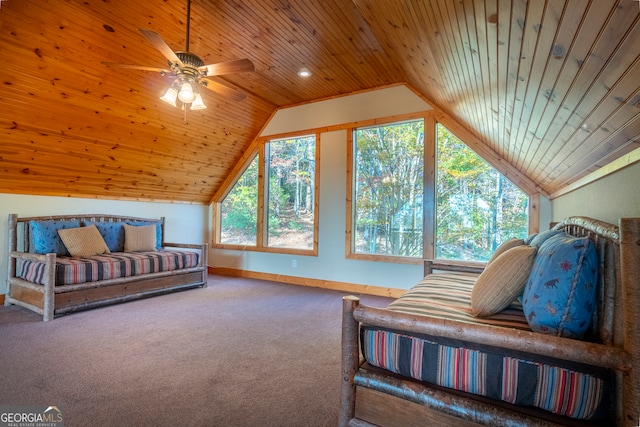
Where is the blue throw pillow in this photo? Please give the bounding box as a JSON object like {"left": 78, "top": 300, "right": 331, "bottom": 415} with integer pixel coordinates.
{"left": 84, "top": 221, "right": 126, "bottom": 252}
{"left": 523, "top": 233, "right": 538, "bottom": 245}
{"left": 522, "top": 233, "right": 598, "bottom": 339}
{"left": 528, "top": 228, "right": 565, "bottom": 248}
{"left": 29, "top": 219, "right": 81, "bottom": 256}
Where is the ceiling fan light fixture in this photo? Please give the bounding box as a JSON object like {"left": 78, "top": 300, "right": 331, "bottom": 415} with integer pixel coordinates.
{"left": 190, "top": 93, "right": 207, "bottom": 110}
{"left": 177, "top": 80, "right": 196, "bottom": 103}
{"left": 102, "top": 0, "right": 254, "bottom": 122}
{"left": 160, "top": 85, "right": 179, "bottom": 106}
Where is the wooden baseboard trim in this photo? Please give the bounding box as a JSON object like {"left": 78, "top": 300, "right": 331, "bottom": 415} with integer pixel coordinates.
{"left": 208, "top": 267, "right": 406, "bottom": 299}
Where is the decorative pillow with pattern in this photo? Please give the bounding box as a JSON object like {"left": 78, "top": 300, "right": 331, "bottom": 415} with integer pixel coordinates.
{"left": 528, "top": 228, "right": 565, "bottom": 248}
{"left": 29, "top": 219, "right": 81, "bottom": 256}
{"left": 524, "top": 233, "right": 537, "bottom": 245}
{"left": 83, "top": 221, "right": 124, "bottom": 252}
{"left": 522, "top": 233, "right": 598, "bottom": 339}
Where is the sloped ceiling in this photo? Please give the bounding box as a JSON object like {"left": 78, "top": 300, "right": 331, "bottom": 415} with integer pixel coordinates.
{"left": 0, "top": 0, "right": 638, "bottom": 204}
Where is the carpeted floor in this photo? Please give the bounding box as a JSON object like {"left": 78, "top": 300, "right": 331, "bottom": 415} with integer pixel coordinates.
{"left": 0, "top": 275, "right": 393, "bottom": 427}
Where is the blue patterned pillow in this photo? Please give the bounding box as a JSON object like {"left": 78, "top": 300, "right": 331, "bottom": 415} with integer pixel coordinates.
{"left": 29, "top": 219, "right": 81, "bottom": 256}
{"left": 522, "top": 233, "right": 598, "bottom": 339}
{"left": 83, "top": 221, "right": 162, "bottom": 252}
{"left": 85, "top": 222, "right": 126, "bottom": 252}
{"left": 523, "top": 233, "right": 537, "bottom": 245}
{"left": 528, "top": 228, "right": 565, "bottom": 248}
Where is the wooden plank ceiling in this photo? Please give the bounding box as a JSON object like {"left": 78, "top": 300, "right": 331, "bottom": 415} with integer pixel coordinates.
{"left": 0, "top": 0, "right": 638, "bottom": 204}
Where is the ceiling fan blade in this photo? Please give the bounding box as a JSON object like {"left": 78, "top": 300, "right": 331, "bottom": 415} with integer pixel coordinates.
{"left": 101, "top": 62, "right": 170, "bottom": 73}
{"left": 200, "top": 78, "right": 247, "bottom": 102}
{"left": 138, "top": 28, "right": 185, "bottom": 67}
{"left": 201, "top": 58, "right": 255, "bottom": 76}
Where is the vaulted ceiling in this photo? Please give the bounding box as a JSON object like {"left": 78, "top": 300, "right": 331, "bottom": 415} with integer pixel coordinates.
{"left": 1, "top": 0, "right": 638, "bottom": 204}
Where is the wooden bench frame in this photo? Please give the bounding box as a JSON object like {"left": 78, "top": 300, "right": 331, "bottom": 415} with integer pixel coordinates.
{"left": 340, "top": 216, "right": 640, "bottom": 426}
{"left": 5, "top": 213, "right": 208, "bottom": 321}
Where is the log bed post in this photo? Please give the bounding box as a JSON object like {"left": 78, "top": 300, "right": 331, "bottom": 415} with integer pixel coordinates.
{"left": 339, "top": 295, "right": 360, "bottom": 427}
{"left": 620, "top": 218, "right": 640, "bottom": 426}
{"left": 6, "top": 214, "right": 17, "bottom": 306}
{"left": 200, "top": 243, "right": 209, "bottom": 287}
{"left": 43, "top": 253, "right": 56, "bottom": 322}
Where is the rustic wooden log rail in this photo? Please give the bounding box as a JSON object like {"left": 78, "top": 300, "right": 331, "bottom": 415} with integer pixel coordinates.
{"left": 340, "top": 216, "right": 640, "bottom": 427}
{"left": 6, "top": 214, "right": 208, "bottom": 321}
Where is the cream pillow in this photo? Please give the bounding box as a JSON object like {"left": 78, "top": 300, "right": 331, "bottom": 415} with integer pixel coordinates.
{"left": 487, "top": 238, "right": 524, "bottom": 265}
{"left": 124, "top": 224, "right": 157, "bottom": 252}
{"left": 58, "top": 225, "right": 110, "bottom": 258}
{"left": 471, "top": 245, "right": 537, "bottom": 317}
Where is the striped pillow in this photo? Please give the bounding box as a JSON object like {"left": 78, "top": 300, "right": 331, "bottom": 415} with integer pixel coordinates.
{"left": 487, "top": 238, "right": 524, "bottom": 264}
{"left": 471, "top": 245, "right": 537, "bottom": 317}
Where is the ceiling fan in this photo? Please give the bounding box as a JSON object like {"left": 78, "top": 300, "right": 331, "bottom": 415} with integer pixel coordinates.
{"left": 102, "top": 0, "right": 254, "bottom": 113}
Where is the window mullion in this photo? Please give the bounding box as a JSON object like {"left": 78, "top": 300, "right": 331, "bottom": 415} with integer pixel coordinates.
{"left": 423, "top": 115, "right": 437, "bottom": 260}
{"left": 257, "top": 143, "right": 267, "bottom": 248}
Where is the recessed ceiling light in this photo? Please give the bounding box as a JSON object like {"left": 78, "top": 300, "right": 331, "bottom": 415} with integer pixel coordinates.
{"left": 297, "top": 68, "right": 312, "bottom": 77}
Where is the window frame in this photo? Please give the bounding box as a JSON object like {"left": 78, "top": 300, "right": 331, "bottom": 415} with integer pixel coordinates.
{"left": 212, "top": 131, "right": 320, "bottom": 256}
{"left": 346, "top": 113, "right": 534, "bottom": 264}
{"left": 346, "top": 117, "right": 430, "bottom": 265}
{"left": 218, "top": 153, "right": 260, "bottom": 247}
{"left": 434, "top": 122, "right": 531, "bottom": 262}
{"left": 264, "top": 134, "right": 318, "bottom": 251}
{"left": 213, "top": 111, "right": 537, "bottom": 265}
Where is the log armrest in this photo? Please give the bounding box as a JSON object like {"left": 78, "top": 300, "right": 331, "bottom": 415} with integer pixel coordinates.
{"left": 424, "top": 259, "right": 486, "bottom": 276}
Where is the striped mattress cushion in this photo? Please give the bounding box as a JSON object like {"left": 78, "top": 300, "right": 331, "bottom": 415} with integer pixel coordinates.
{"left": 387, "top": 273, "right": 530, "bottom": 329}
{"left": 18, "top": 251, "right": 199, "bottom": 286}
{"left": 361, "top": 273, "right": 609, "bottom": 420}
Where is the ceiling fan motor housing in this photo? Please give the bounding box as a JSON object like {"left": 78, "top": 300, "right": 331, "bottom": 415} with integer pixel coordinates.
{"left": 172, "top": 51, "right": 205, "bottom": 77}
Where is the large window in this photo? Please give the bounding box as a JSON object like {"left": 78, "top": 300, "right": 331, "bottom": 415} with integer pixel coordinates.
{"left": 219, "top": 115, "right": 530, "bottom": 263}
{"left": 216, "top": 133, "right": 318, "bottom": 254}
{"left": 220, "top": 155, "right": 258, "bottom": 246}
{"left": 266, "top": 135, "right": 316, "bottom": 250}
{"left": 436, "top": 124, "right": 529, "bottom": 261}
{"left": 352, "top": 119, "right": 424, "bottom": 258}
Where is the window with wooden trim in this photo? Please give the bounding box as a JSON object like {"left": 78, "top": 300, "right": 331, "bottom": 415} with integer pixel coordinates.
{"left": 219, "top": 155, "right": 259, "bottom": 246}
{"left": 435, "top": 123, "right": 529, "bottom": 261}
{"left": 350, "top": 119, "right": 425, "bottom": 259}
{"left": 266, "top": 135, "right": 316, "bottom": 250}
{"left": 347, "top": 117, "right": 530, "bottom": 264}
{"left": 216, "top": 133, "right": 319, "bottom": 254}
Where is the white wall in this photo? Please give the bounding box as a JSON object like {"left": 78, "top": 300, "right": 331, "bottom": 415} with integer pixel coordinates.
{"left": 0, "top": 194, "right": 208, "bottom": 294}
{"left": 261, "top": 85, "right": 432, "bottom": 136}
{"left": 539, "top": 195, "right": 553, "bottom": 231}
{"left": 551, "top": 162, "right": 640, "bottom": 224}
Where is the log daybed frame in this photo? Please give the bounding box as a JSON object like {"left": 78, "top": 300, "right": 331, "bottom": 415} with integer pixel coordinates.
{"left": 5, "top": 214, "right": 208, "bottom": 321}
{"left": 340, "top": 216, "right": 640, "bottom": 426}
